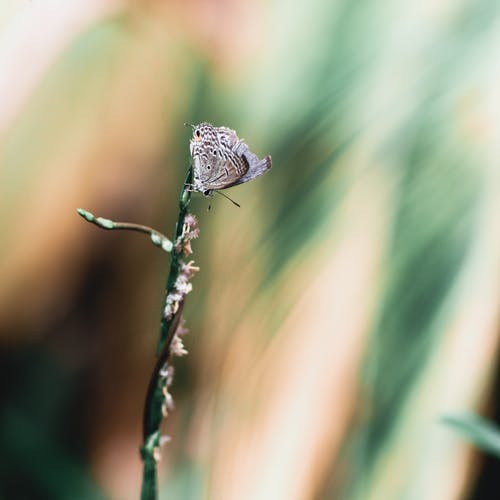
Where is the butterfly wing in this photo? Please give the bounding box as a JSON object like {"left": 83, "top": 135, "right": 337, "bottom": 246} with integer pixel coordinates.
{"left": 217, "top": 127, "right": 239, "bottom": 148}
{"left": 227, "top": 140, "right": 272, "bottom": 187}
{"left": 193, "top": 151, "right": 248, "bottom": 191}
{"left": 230, "top": 155, "right": 272, "bottom": 186}
{"left": 190, "top": 123, "right": 271, "bottom": 192}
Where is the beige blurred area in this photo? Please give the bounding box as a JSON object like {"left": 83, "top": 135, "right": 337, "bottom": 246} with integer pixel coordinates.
{"left": 1, "top": 1, "right": 174, "bottom": 333}
{"left": 2, "top": 2, "right": 500, "bottom": 500}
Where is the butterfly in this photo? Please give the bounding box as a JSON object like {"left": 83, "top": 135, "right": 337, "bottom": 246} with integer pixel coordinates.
{"left": 187, "top": 122, "right": 272, "bottom": 199}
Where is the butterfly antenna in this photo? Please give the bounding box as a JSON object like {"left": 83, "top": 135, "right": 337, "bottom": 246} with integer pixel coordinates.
{"left": 214, "top": 190, "right": 241, "bottom": 208}
{"left": 184, "top": 122, "right": 195, "bottom": 128}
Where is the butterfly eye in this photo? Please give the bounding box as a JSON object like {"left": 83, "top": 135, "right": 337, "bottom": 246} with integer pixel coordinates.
{"left": 195, "top": 130, "right": 201, "bottom": 138}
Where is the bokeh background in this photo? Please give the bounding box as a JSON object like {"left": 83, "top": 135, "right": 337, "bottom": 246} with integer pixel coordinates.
{"left": 2, "top": 1, "right": 500, "bottom": 499}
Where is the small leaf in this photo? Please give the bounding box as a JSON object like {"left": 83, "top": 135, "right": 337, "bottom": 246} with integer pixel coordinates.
{"left": 441, "top": 413, "right": 500, "bottom": 458}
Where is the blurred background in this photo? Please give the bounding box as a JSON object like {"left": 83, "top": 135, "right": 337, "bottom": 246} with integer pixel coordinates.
{"left": 1, "top": 1, "right": 500, "bottom": 499}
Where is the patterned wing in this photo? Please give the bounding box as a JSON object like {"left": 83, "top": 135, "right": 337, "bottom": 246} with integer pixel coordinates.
{"left": 190, "top": 122, "right": 271, "bottom": 192}
{"left": 226, "top": 140, "right": 272, "bottom": 187}
{"left": 231, "top": 155, "right": 272, "bottom": 186}
{"left": 216, "top": 126, "right": 239, "bottom": 148}
{"left": 193, "top": 147, "right": 248, "bottom": 191}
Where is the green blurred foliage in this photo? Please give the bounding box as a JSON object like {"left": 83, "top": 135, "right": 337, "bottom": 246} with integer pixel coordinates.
{"left": 1, "top": 1, "right": 500, "bottom": 499}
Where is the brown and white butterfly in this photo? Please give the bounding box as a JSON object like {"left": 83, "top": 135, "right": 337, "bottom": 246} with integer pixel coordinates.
{"left": 187, "top": 122, "right": 272, "bottom": 199}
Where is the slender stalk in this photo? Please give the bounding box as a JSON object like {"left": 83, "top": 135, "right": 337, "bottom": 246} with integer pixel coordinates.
{"left": 140, "top": 167, "right": 193, "bottom": 500}
{"left": 77, "top": 166, "right": 195, "bottom": 500}
{"left": 76, "top": 209, "right": 174, "bottom": 253}
{"left": 157, "top": 167, "right": 193, "bottom": 353}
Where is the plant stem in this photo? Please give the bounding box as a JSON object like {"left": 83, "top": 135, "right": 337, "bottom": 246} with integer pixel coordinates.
{"left": 140, "top": 167, "right": 193, "bottom": 500}
{"left": 76, "top": 209, "right": 173, "bottom": 253}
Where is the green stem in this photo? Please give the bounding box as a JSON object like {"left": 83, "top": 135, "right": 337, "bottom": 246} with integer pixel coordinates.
{"left": 76, "top": 209, "right": 173, "bottom": 253}
{"left": 158, "top": 167, "right": 193, "bottom": 353}
{"left": 77, "top": 167, "right": 194, "bottom": 500}
{"left": 140, "top": 167, "right": 193, "bottom": 500}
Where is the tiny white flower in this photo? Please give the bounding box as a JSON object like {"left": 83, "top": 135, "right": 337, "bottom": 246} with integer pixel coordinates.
{"left": 159, "top": 435, "right": 171, "bottom": 447}
{"left": 163, "top": 388, "right": 175, "bottom": 411}
{"left": 171, "top": 334, "right": 188, "bottom": 356}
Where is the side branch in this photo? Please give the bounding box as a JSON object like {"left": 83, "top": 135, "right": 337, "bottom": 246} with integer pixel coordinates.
{"left": 76, "top": 208, "right": 173, "bottom": 253}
